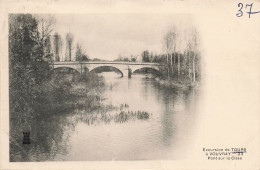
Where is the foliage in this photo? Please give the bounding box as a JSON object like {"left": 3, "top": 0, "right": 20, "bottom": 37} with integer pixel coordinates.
{"left": 141, "top": 50, "right": 150, "bottom": 62}
{"left": 75, "top": 43, "right": 89, "bottom": 61}
{"left": 9, "top": 14, "right": 50, "bottom": 125}
{"left": 114, "top": 56, "right": 129, "bottom": 62}
{"left": 65, "top": 33, "right": 74, "bottom": 61}
{"left": 9, "top": 14, "right": 71, "bottom": 131}
{"left": 139, "top": 25, "right": 201, "bottom": 86}
{"left": 53, "top": 32, "right": 62, "bottom": 61}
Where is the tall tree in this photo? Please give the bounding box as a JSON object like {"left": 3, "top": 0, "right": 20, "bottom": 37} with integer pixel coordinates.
{"left": 35, "top": 15, "right": 55, "bottom": 59}
{"left": 75, "top": 42, "right": 89, "bottom": 61}
{"left": 169, "top": 26, "right": 177, "bottom": 77}
{"left": 192, "top": 28, "right": 198, "bottom": 83}
{"left": 75, "top": 43, "right": 83, "bottom": 61}
{"left": 141, "top": 50, "right": 150, "bottom": 62}
{"left": 65, "top": 33, "right": 74, "bottom": 61}
{"left": 9, "top": 14, "right": 54, "bottom": 128}
{"left": 177, "top": 32, "right": 182, "bottom": 78}
{"left": 186, "top": 41, "right": 192, "bottom": 81}
{"left": 164, "top": 30, "right": 173, "bottom": 79}
{"left": 53, "top": 33, "right": 62, "bottom": 61}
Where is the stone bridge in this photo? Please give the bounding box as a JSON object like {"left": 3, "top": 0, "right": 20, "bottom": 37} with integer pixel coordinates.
{"left": 51, "top": 61, "right": 162, "bottom": 78}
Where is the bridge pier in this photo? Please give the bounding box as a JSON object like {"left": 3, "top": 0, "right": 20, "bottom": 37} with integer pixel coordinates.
{"left": 128, "top": 68, "right": 132, "bottom": 78}
{"left": 79, "top": 65, "right": 89, "bottom": 80}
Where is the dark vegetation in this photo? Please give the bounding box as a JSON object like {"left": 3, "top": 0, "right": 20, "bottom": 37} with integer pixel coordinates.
{"left": 9, "top": 14, "right": 107, "bottom": 130}
{"left": 8, "top": 14, "right": 105, "bottom": 161}
{"left": 140, "top": 26, "right": 201, "bottom": 87}
{"left": 9, "top": 14, "right": 53, "bottom": 129}
{"left": 114, "top": 54, "right": 137, "bottom": 62}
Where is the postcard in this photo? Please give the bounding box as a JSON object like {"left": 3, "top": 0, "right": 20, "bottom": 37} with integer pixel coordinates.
{"left": 0, "top": 0, "right": 259, "bottom": 169}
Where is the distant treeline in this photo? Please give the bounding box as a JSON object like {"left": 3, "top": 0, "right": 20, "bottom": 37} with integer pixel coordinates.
{"left": 114, "top": 55, "right": 137, "bottom": 62}
{"left": 140, "top": 25, "right": 201, "bottom": 85}
{"left": 141, "top": 50, "right": 201, "bottom": 85}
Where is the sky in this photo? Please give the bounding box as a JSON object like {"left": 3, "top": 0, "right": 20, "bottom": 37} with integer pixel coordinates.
{"left": 52, "top": 14, "right": 192, "bottom": 61}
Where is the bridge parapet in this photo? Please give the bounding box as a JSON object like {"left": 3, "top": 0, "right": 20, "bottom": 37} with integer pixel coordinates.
{"left": 52, "top": 61, "right": 161, "bottom": 78}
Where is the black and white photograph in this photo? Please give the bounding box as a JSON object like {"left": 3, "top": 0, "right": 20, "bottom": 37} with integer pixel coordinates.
{"left": 9, "top": 13, "right": 201, "bottom": 161}
{"left": 0, "top": 0, "right": 259, "bottom": 169}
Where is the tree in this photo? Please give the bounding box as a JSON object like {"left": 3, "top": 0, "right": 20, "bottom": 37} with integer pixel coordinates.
{"left": 177, "top": 33, "right": 181, "bottom": 78}
{"left": 65, "top": 33, "right": 74, "bottom": 61}
{"left": 75, "top": 43, "right": 83, "bottom": 61}
{"left": 175, "top": 27, "right": 186, "bottom": 80}
{"left": 34, "top": 15, "right": 55, "bottom": 59}
{"left": 9, "top": 14, "right": 54, "bottom": 130}
{"left": 191, "top": 28, "right": 198, "bottom": 83}
{"left": 44, "top": 35, "right": 53, "bottom": 62}
{"left": 150, "top": 52, "right": 154, "bottom": 62}
{"left": 159, "top": 24, "right": 200, "bottom": 85}
{"left": 53, "top": 33, "right": 62, "bottom": 61}
{"left": 164, "top": 27, "right": 177, "bottom": 79}
{"left": 131, "top": 54, "right": 137, "bottom": 62}
{"left": 141, "top": 50, "right": 150, "bottom": 62}
{"left": 187, "top": 44, "right": 191, "bottom": 81}
{"left": 76, "top": 42, "right": 89, "bottom": 61}
{"left": 164, "top": 26, "right": 177, "bottom": 77}
{"left": 81, "top": 54, "right": 89, "bottom": 61}
{"left": 186, "top": 37, "right": 193, "bottom": 82}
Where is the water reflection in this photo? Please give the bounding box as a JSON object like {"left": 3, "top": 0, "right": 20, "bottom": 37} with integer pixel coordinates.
{"left": 10, "top": 72, "right": 200, "bottom": 161}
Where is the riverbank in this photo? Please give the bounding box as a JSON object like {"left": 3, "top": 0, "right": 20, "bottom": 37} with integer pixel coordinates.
{"left": 9, "top": 73, "right": 106, "bottom": 161}
{"left": 10, "top": 72, "right": 155, "bottom": 161}
{"left": 154, "top": 77, "right": 200, "bottom": 90}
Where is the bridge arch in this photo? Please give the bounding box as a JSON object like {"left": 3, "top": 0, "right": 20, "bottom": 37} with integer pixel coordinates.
{"left": 89, "top": 66, "right": 124, "bottom": 77}
{"left": 132, "top": 67, "right": 161, "bottom": 76}
{"left": 49, "top": 67, "right": 81, "bottom": 82}
{"left": 51, "top": 66, "right": 81, "bottom": 75}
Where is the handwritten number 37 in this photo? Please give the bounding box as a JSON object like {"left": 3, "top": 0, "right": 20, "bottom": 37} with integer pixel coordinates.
{"left": 236, "top": 3, "right": 258, "bottom": 18}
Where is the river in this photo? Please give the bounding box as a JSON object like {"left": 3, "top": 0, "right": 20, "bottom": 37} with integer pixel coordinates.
{"left": 10, "top": 72, "right": 200, "bottom": 161}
